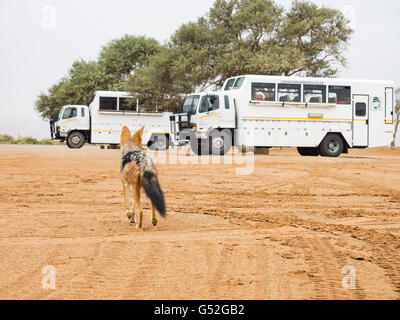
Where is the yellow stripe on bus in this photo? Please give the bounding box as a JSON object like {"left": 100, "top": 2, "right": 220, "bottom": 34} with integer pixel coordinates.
{"left": 62, "top": 119, "right": 78, "bottom": 124}
{"left": 199, "top": 113, "right": 220, "bottom": 120}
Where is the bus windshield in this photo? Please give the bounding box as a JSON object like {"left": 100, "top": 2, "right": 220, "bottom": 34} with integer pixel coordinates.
{"left": 224, "top": 78, "right": 235, "bottom": 91}
{"left": 182, "top": 95, "right": 200, "bottom": 114}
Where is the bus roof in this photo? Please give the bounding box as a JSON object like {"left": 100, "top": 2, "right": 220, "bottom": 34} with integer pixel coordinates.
{"left": 230, "top": 75, "right": 395, "bottom": 86}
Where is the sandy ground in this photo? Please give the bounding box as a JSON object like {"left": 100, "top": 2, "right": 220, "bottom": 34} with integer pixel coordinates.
{"left": 0, "top": 144, "right": 399, "bottom": 300}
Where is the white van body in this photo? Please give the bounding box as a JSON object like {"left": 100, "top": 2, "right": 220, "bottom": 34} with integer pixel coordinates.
{"left": 53, "top": 91, "right": 171, "bottom": 149}
{"left": 173, "top": 75, "right": 395, "bottom": 156}
{"left": 225, "top": 75, "right": 395, "bottom": 149}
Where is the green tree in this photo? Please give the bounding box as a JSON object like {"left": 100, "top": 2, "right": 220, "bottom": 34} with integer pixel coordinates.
{"left": 99, "top": 35, "right": 160, "bottom": 87}
{"left": 128, "top": 0, "right": 352, "bottom": 109}
{"left": 35, "top": 60, "right": 110, "bottom": 119}
{"left": 35, "top": 35, "right": 160, "bottom": 119}
{"left": 392, "top": 88, "right": 400, "bottom": 147}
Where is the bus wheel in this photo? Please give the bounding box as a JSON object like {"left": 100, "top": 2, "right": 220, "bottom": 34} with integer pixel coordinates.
{"left": 318, "top": 133, "right": 344, "bottom": 157}
{"left": 190, "top": 139, "right": 209, "bottom": 156}
{"left": 209, "top": 129, "right": 232, "bottom": 155}
{"left": 148, "top": 134, "right": 169, "bottom": 151}
{"left": 297, "top": 147, "right": 319, "bottom": 156}
{"left": 67, "top": 131, "right": 85, "bottom": 149}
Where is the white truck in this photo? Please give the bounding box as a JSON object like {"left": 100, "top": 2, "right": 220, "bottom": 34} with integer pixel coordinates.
{"left": 51, "top": 91, "right": 172, "bottom": 150}
{"left": 170, "top": 75, "right": 396, "bottom": 157}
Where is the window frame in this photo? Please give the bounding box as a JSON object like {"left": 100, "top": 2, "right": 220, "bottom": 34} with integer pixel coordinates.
{"left": 251, "top": 82, "right": 276, "bottom": 102}
{"left": 224, "top": 78, "right": 236, "bottom": 91}
{"left": 118, "top": 97, "right": 136, "bottom": 112}
{"left": 355, "top": 102, "right": 367, "bottom": 117}
{"left": 277, "top": 83, "right": 301, "bottom": 103}
{"left": 303, "top": 84, "right": 327, "bottom": 104}
{"left": 224, "top": 95, "right": 230, "bottom": 109}
{"left": 62, "top": 106, "right": 77, "bottom": 120}
{"left": 328, "top": 85, "right": 351, "bottom": 105}
{"left": 99, "top": 96, "right": 118, "bottom": 111}
{"left": 199, "top": 95, "right": 220, "bottom": 114}
{"left": 233, "top": 77, "right": 245, "bottom": 90}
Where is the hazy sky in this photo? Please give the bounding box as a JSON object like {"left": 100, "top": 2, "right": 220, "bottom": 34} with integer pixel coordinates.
{"left": 0, "top": 0, "right": 399, "bottom": 144}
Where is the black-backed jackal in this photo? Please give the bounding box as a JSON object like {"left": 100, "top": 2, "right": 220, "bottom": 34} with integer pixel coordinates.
{"left": 120, "top": 125, "right": 166, "bottom": 229}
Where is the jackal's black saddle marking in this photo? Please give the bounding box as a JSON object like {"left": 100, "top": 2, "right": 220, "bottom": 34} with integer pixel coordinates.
{"left": 121, "top": 150, "right": 146, "bottom": 172}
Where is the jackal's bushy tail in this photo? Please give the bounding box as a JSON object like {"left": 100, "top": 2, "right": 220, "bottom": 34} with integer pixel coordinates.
{"left": 141, "top": 169, "right": 166, "bottom": 217}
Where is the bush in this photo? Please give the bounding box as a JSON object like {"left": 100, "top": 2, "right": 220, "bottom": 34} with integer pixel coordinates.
{"left": 0, "top": 134, "right": 16, "bottom": 144}
{"left": 0, "top": 134, "right": 63, "bottom": 145}
{"left": 15, "top": 136, "right": 40, "bottom": 144}
{"left": 39, "top": 138, "right": 63, "bottom": 145}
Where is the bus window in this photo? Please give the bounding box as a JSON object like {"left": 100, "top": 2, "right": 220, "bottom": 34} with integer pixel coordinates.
{"left": 81, "top": 107, "right": 85, "bottom": 117}
{"left": 278, "top": 84, "right": 301, "bottom": 102}
{"left": 233, "top": 77, "right": 245, "bottom": 89}
{"left": 304, "top": 85, "right": 326, "bottom": 103}
{"left": 183, "top": 95, "right": 200, "bottom": 114}
{"left": 199, "top": 95, "right": 220, "bottom": 113}
{"left": 328, "top": 86, "right": 351, "bottom": 104}
{"left": 224, "top": 78, "right": 235, "bottom": 91}
{"left": 99, "top": 97, "right": 117, "bottom": 111}
{"left": 252, "top": 83, "right": 275, "bottom": 101}
{"left": 224, "top": 95, "right": 230, "bottom": 109}
{"left": 62, "top": 107, "right": 77, "bottom": 119}
{"left": 119, "top": 97, "right": 136, "bottom": 111}
{"left": 355, "top": 102, "right": 366, "bottom": 116}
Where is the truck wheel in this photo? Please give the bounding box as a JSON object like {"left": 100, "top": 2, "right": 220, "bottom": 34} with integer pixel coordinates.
{"left": 67, "top": 131, "right": 85, "bottom": 149}
{"left": 190, "top": 139, "right": 209, "bottom": 156}
{"left": 209, "top": 129, "right": 232, "bottom": 155}
{"left": 297, "top": 147, "right": 319, "bottom": 156}
{"left": 178, "top": 128, "right": 194, "bottom": 142}
{"left": 148, "top": 134, "right": 169, "bottom": 151}
{"left": 318, "top": 133, "right": 344, "bottom": 157}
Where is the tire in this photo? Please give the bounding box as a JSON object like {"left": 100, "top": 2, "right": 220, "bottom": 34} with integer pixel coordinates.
{"left": 178, "top": 128, "right": 194, "bottom": 142}
{"left": 318, "top": 133, "right": 344, "bottom": 157}
{"left": 190, "top": 138, "right": 209, "bottom": 155}
{"left": 209, "top": 129, "right": 232, "bottom": 155}
{"left": 297, "top": 147, "right": 319, "bottom": 156}
{"left": 148, "top": 134, "right": 169, "bottom": 151}
{"left": 67, "top": 131, "right": 85, "bottom": 149}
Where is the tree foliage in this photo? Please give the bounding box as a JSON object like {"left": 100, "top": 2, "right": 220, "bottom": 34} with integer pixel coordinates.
{"left": 36, "top": 1, "right": 353, "bottom": 116}
{"left": 99, "top": 35, "right": 160, "bottom": 88}
{"left": 127, "top": 0, "right": 352, "bottom": 110}
{"left": 35, "top": 35, "right": 160, "bottom": 119}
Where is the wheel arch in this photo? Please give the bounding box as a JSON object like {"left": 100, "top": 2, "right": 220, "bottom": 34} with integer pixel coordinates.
{"left": 68, "top": 129, "right": 89, "bottom": 141}
{"left": 207, "top": 127, "right": 234, "bottom": 145}
{"left": 318, "top": 132, "right": 350, "bottom": 152}
{"left": 147, "top": 133, "right": 170, "bottom": 150}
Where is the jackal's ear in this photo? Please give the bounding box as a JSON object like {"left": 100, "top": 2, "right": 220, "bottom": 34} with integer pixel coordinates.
{"left": 121, "top": 126, "right": 131, "bottom": 146}
{"left": 132, "top": 125, "right": 145, "bottom": 148}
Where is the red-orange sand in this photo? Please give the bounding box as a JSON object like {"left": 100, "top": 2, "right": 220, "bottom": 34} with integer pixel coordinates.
{"left": 0, "top": 145, "right": 399, "bottom": 299}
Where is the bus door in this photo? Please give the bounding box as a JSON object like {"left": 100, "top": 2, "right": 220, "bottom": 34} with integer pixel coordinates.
{"left": 197, "top": 94, "right": 221, "bottom": 134}
{"left": 352, "top": 94, "right": 369, "bottom": 147}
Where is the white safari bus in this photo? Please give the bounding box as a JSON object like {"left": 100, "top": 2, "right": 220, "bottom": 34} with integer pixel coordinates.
{"left": 171, "top": 75, "right": 395, "bottom": 157}
{"left": 51, "top": 91, "right": 171, "bottom": 149}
